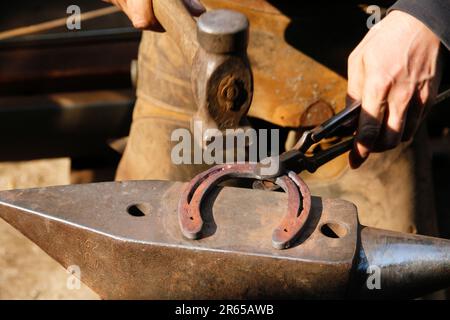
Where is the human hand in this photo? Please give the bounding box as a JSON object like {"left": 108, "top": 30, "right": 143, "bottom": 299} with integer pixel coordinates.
{"left": 347, "top": 10, "right": 443, "bottom": 168}
{"left": 103, "top": 0, "right": 205, "bottom": 30}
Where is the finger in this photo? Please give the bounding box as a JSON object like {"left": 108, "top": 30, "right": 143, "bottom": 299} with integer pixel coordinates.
{"left": 419, "top": 74, "right": 441, "bottom": 120}
{"left": 349, "top": 76, "right": 389, "bottom": 168}
{"left": 346, "top": 49, "right": 363, "bottom": 132}
{"left": 347, "top": 50, "right": 364, "bottom": 103}
{"left": 129, "top": 0, "right": 163, "bottom": 31}
{"left": 374, "top": 85, "right": 412, "bottom": 149}
{"left": 407, "top": 43, "right": 445, "bottom": 139}
{"left": 401, "top": 89, "right": 424, "bottom": 142}
{"left": 183, "top": 0, "right": 206, "bottom": 16}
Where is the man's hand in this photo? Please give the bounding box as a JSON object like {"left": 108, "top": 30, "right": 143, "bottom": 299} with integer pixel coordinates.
{"left": 103, "top": 0, "right": 205, "bottom": 30}
{"left": 347, "top": 10, "right": 443, "bottom": 168}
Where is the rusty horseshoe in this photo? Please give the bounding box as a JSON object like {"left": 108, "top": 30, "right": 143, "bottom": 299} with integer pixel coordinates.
{"left": 178, "top": 163, "right": 311, "bottom": 249}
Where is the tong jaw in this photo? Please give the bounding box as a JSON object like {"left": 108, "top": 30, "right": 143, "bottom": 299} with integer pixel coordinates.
{"left": 264, "top": 102, "right": 362, "bottom": 180}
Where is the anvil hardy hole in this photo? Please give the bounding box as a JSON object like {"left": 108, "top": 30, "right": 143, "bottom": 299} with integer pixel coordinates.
{"left": 127, "top": 203, "right": 151, "bottom": 217}
{"left": 320, "top": 222, "right": 347, "bottom": 239}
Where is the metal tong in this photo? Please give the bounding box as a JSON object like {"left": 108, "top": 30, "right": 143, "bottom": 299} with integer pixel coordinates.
{"left": 256, "top": 87, "right": 450, "bottom": 181}
{"left": 255, "top": 101, "right": 361, "bottom": 181}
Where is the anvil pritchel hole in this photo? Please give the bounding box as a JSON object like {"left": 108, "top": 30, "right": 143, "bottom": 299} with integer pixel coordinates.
{"left": 320, "top": 222, "right": 348, "bottom": 239}
{"left": 127, "top": 203, "right": 151, "bottom": 217}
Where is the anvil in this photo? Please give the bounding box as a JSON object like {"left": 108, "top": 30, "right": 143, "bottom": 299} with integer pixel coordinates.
{"left": 0, "top": 180, "right": 449, "bottom": 299}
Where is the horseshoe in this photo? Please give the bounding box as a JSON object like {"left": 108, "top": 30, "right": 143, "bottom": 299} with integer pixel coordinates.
{"left": 178, "top": 163, "right": 311, "bottom": 249}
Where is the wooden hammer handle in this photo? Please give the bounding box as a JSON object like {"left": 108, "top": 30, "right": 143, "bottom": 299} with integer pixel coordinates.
{"left": 153, "top": 0, "right": 200, "bottom": 66}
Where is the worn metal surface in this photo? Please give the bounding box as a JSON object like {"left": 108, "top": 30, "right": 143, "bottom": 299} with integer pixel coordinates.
{"left": 178, "top": 164, "right": 311, "bottom": 249}
{"left": 197, "top": 9, "right": 249, "bottom": 54}
{"left": 355, "top": 226, "right": 450, "bottom": 299}
{"left": 191, "top": 10, "right": 253, "bottom": 131}
{"left": 153, "top": 3, "right": 253, "bottom": 132}
{"left": 0, "top": 181, "right": 355, "bottom": 299}
{"left": 0, "top": 181, "right": 449, "bottom": 299}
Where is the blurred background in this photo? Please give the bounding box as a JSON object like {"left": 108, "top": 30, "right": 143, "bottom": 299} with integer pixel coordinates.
{"left": 0, "top": 0, "right": 139, "bottom": 299}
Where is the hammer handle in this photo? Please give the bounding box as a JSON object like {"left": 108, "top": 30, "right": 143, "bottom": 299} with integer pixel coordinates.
{"left": 153, "top": 0, "right": 200, "bottom": 66}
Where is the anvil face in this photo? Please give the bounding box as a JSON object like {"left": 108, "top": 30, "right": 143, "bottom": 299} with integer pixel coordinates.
{"left": 0, "top": 181, "right": 358, "bottom": 299}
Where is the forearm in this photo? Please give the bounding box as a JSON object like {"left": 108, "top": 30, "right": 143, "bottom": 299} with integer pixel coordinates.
{"left": 390, "top": 0, "right": 450, "bottom": 49}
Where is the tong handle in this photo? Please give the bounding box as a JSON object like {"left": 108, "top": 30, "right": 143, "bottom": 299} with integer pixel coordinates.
{"left": 311, "top": 101, "right": 361, "bottom": 142}
{"left": 303, "top": 88, "right": 450, "bottom": 172}
{"left": 310, "top": 87, "right": 450, "bottom": 144}
{"left": 305, "top": 138, "right": 355, "bottom": 173}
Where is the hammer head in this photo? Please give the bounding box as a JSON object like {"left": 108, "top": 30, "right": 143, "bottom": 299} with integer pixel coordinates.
{"left": 191, "top": 9, "right": 253, "bottom": 136}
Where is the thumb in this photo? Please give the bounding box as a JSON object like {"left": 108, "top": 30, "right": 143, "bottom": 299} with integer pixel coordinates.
{"left": 127, "top": 0, "right": 160, "bottom": 30}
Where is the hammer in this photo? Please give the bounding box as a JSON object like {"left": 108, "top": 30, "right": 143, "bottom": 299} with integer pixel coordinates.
{"left": 153, "top": 0, "right": 253, "bottom": 135}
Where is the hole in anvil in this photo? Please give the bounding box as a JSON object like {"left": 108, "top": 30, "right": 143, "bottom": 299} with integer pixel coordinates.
{"left": 320, "top": 222, "right": 347, "bottom": 239}
{"left": 127, "top": 204, "right": 151, "bottom": 217}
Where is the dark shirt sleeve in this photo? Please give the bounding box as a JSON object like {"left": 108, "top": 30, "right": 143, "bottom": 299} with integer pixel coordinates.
{"left": 389, "top": 0, "right": 450, "bottom": 49}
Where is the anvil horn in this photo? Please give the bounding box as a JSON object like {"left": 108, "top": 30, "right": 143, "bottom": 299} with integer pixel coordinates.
{"left": 353, "top": 226, "right": 450, "bottom": 299}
